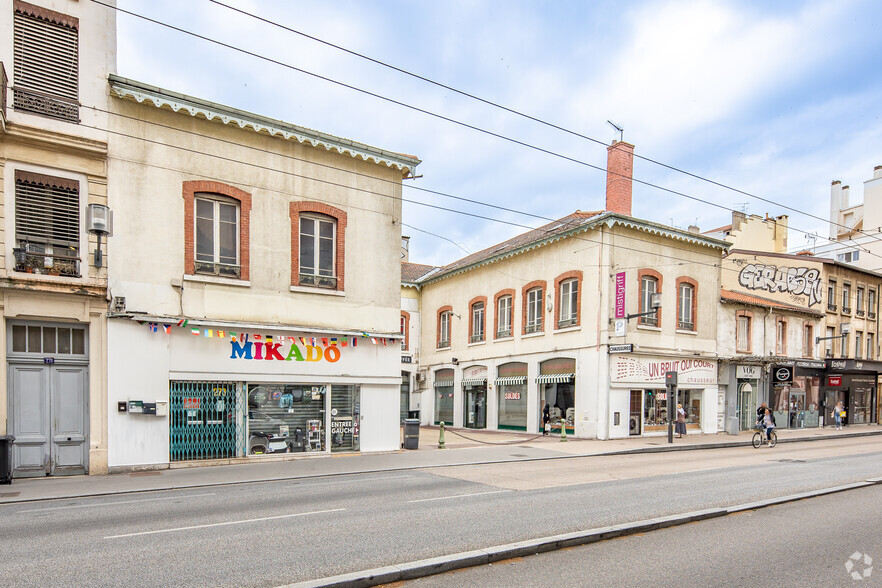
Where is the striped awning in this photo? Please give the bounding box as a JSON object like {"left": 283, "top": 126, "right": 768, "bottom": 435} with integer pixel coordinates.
{"left": 495, "top": 376, "right": 527, "bottom": 386}
{"left": 536, "top": 373, "right": 574, "bottom": 384}
{"left": 461, "top": 378, "right": 487, "bottom": 387}
{"left": 433, "top": 380, "right": 454, "bottom": 388}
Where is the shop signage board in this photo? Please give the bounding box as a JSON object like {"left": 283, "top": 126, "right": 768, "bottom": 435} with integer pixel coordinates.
{"left": 609, "top": 344, "right": 633, "bottom": 353}
{"left": 828, "top": 376, "right": 842, "bottom": 386}
{"left": 504, "top": 392, "right": 521, "bottom": 400}
{"left": 614, "top": 272, "right": 626, "bottom": 318}
{"left": 773, "top": 366, "right": 793, "bottom": 383}
{"left": 463, "top": 365, "right": 488, "bottom": 379}
{"left": 610, "top": 355, "right": 717, "bottom": 385}
{"left": 736, "top": 365, "right": 761, "bottom": 379}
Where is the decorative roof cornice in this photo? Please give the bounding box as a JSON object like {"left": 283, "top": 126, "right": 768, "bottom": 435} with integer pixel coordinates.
{"left": 419, "top": 212, "right": 730, "bottom": 285}
{"left": 108, "top": 75, "right": 420, "bottom": 177}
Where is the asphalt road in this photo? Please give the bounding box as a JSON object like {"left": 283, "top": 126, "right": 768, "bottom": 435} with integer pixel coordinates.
{"left": 2, "top": 438, "right": 881, "bottom": 587}
{"left": 405, "top": 484, "right": 882, "bottom": 588}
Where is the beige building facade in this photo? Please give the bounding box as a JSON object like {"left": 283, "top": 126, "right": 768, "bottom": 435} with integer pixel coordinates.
{"left": 0, "top": 0, "right": 115, "bottom": 476}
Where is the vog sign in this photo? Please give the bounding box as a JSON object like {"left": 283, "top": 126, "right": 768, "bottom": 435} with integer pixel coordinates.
{"left": 736, "top": 365, "right": 761, "bottom": 379}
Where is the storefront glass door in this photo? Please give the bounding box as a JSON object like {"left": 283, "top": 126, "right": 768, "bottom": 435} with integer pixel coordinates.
{"left": 464, "top": 387, "right": 486, "bottom": 429}
{"left": 788, "top": 391, "right": 805, "bottom": 429}
{"left": 737, "top": 382, "right": 756, "bottom": 431}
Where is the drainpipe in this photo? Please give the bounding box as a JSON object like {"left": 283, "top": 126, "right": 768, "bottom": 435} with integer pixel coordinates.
{"left": 763, "top": 307, "right": 773, "bottom": 405}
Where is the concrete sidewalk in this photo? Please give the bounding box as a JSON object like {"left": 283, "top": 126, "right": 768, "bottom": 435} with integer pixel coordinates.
{"left": 1, "top": 424, "right": 880, "bottom": 504}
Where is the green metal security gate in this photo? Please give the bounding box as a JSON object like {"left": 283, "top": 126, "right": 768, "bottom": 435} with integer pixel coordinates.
{"left": 170, "top": 381, "right": 246, "bottom": 461}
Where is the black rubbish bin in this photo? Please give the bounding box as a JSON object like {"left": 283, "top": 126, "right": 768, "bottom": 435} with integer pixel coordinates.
{"left": 0, "top": 435, "right": 14, "bottom": 484}
{"left": 403, "top": 419, "right": 420, "bottom": 450}
{"left": 407, "top": 410, "right": 420, "bottom": 420}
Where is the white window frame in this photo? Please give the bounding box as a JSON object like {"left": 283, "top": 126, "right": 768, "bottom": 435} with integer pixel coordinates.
{"left": 868, "top": 333, "right": 875, "bottom": 360}
{"left": 195, "top": 194, "right": 240, "bottom": 277}
{"left": 856, "top": 331, "right": 864, "bottom": 359}
{"left": 299, "top": 213, "right": 336, "bottom": 288}
{"left": 526, "top": 288, "right": 543, "bottom": 333}
{"left": 471, "top": 301, "right": 485, "bottom": 342}
{"left": 497, "top": 295, "right": 512, "bottom": 338}
{"left": 678, "top": 283, "right": 694, "bottom": 330}
{"left": 736, "top": 315, "right": 750, "bottom": 352}
{"left": 438, "top": 311, "right": 450, "bottom": 348}
{"left": 842, "top": 283, "right": 851, "bottom": 312}
{"left": 857, "top": 287, "right": 865, "bottom": 314}
{"left": 826, "top": 326, "right": 835, "bottom": 357}
{"left": 640, "top": 276, "right": 659, "bottom": 326}
{"left": 559, "top": 279, "right": 578, "bottom": 327}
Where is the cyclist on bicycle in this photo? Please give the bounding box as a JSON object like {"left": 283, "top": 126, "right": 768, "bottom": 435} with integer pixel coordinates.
{"left": 755, "top": 402, "right": 768, "bottom": 427}
{"left": 762, "top": 408, "right": 776, "bottom": 446}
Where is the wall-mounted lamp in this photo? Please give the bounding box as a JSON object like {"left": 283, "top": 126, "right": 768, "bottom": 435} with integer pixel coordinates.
{"left": 451, "top": 357, "right": 459, "bottom": 365}
{"left": 86, "top": 204, "right": 113, "bottom": 268}
{"left": 625, "top": 293, "right": 661, "bottom": 322}
{"left": 816, "top": 322, "right": 851, "bottom": 344}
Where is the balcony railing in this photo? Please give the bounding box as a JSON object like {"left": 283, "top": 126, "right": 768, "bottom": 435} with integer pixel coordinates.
{"left": 827, "top": 304, "right": 837, "bottom": 312}
{"left": 842, "top": 306, "right": 852, "bottom": 314}
{"left": 13, "top": 87, "right": 79, "bottom": 122}
{"left": 825, "top": 349, "right": 833, "bottom": 358}
{"left": 195, "top": 260, "right": 241, "bottom": 279}
{"left": 496, "top": 328, "right": 512, "bottom": 339}
{"left": 857, "top": 309, "right": 865, "bottom": 317}
{"left": 13, "top": 247, "right": 80, "bottom": 277}
{"left": 469, "top": 334, "right": 484, "bottom": 343}
{"left": 558, "top": 318, "right": 578, "bottom": 329}
{"left": 524, "top": 321, "right": 542, "bottom": 334}
{"left": 870, "top": 312, "right": 877, "bottom": 320}
{"left": 678, "top": 320, "right": 695, "bottom": 331}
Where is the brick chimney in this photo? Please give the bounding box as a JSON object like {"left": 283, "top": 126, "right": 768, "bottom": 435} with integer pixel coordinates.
{"left": 606, "top": 141, "right": 634, "bottom": 216}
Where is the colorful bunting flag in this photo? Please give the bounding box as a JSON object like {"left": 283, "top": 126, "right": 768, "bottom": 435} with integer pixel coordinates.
{"left": 163, "top": 324, "right": 171, "bottom": 334}
{"left": 177, "top": 319, "right": 188, "bottom": 327}
{"left": 217, "top": 330, "right": 225, "bottom": 338}
{"left": 253, "top": 334, "right": 261, "bottom": 340}
{"left": 321, "top": 337, "right": 328, "bottom": 346}
{"left": 204, "top": 329, "right": 213, "bottom": 338}
{"left": 191, "top": 328, "right": 200, "bottom": 335}
{"left": 266, "top": 335, "right": 273, "bottom": 344}
{"left": 370, "top": 337, "right": 377, "bottom": 344}
{"left": 352, "top": 338, "right": 357, "bottom": 347}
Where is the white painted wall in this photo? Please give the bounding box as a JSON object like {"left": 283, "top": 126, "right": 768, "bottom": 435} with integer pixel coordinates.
{"left": 359, "top": 384, "right": 399, "bottom": 452}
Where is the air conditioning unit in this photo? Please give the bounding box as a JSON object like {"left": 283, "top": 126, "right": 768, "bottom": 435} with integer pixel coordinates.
{"left": 110, "top": 296, "right": 126, "bottom": 313}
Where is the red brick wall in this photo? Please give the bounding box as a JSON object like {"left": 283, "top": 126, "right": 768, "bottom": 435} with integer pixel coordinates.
{"left": 289, "top": 201, "right": 348, "bottom": 291}
{"left": 182, "top": 180, "right": 252, "bottom": 281}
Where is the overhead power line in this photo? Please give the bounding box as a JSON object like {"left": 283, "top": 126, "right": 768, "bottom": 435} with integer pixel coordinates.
{"left": 203, "top": 0, "right": 882, "bottom": 249}
{"left": 92, "top": 0, "right": 879, "bottom": 255}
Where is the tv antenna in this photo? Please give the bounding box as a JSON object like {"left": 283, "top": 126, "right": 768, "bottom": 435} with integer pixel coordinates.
{"left": 607, "top": 120, "right": 623, "bottom": 143}
{"left": 734, "top": 202, "right": 749, "bottom": 214}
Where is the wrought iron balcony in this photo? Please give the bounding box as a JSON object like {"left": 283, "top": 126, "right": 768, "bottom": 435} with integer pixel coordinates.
{"left": 437, "top": 339, "right": 450, "bottom": 349}
{"left": 13, "top": 86, "right": 79, "bottom": 122}
{"left": 496, "top": 329, "right": 512, "bottom": 339}
{"left": 195, "top": 260, "right": 241, "bottom": 279}
{"left": 469, "top": 334, "right": 484, "bottom": 343}
{"left": 524, "top": 321, "right": 543, "bottom": 334}
{"left": 298, "top": 273, "right": 336, "bottom": 289}
{"left": 827, "top": 304, "right": 837, "bottom": 312}
{"left": 13, "top": 246, "right": 80, "bottom": 277}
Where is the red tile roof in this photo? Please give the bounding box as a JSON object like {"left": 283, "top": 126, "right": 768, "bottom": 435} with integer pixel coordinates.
{"left": 720, "top": 288, "right": 823, "bottom": 316}
{"left": 401, "top": 262, "right": 437, "bottom": 282}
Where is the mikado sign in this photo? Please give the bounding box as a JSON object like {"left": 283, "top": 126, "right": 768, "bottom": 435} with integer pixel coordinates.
{"left": 230, "top": 340, "right": 342, "bottom": 363}
{"left": 611, "top": 355, "right": 717, "bottom": 385}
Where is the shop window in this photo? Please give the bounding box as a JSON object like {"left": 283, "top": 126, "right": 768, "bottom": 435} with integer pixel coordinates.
{"left": 437, "top": 307, "right": 452, "bottom": 348}
{"left": 644, "top": 390, "right": 666, "bottom": 426}
{"left": 638, "top": 270, "right": 662, "bottom": 327}
{"left": 736, "top": 311, "right": 752, "bottom": 352}
{"left": 290, "top": 201, "right": 347, "bottom": 291}
{"left": 469, "top": 297, "right": 486, "bottom": 343}
{"left": 13, "top": 1, "right": 79, "bottom": 122}
{"left": 246, "top": 384, "right": 328, "bottom": 454}
{"left": 682, "top": 390, "right": 701, "bottom": 424}
{"left": 434, "top": 368, "right": 454, "bottom": 425}
{"left": 330, "top": 385, "right": 360, "bottom": 452}
{"left": 522, "top": 282, "right": 545, "bottom": 334}
{"left": 495, "top": 291, "right": 513, "bottom": 338}
{"left": 496, "top": 362, "right": 527, "bottom": 431}
{"left": 803, "top": 323, "right": 813, "bottom": 358}
{"left": 13, "top": 171, "right": 81, "bottom": 277}
{"left": 676, "top": 277, "right": 697, "bottom": 331}
{"left": 775, "top": 317, "right": 787, "bottom": 356}
{"left": 183, "top": 181, "right": 251, "bottom": 282}
{"left": 554, "top": 271, "right": 582, "bottom": 329}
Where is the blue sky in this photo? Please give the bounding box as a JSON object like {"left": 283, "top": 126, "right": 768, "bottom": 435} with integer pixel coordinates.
{"left": 116, "top": 0, "right": 882, "bottom": 266}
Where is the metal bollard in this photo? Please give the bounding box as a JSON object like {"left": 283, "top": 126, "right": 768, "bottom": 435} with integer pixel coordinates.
{"left": 438, "top": 421, "right": 446, "bottom": 449}
{"left": 560, "top": 421, "right": 567, "bottom": 442}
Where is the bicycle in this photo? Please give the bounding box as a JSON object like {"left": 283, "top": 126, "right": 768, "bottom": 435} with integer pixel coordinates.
{"left": 752, "top": 424, "right": 777, "bottom": 448}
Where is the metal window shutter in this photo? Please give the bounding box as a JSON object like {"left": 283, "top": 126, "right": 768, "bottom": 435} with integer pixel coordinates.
{"left": 15, "top": 178, "right": 80, "bottom": 248}
{"left": 14, "top": 11, "right": 78, "bottom": 101}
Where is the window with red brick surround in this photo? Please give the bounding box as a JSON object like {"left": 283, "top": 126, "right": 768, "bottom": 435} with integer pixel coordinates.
{"left": 400, "top": 311, "right": 410, "bottom": 351}
{"left": 494, "top": 289, "right": 515, "bottom": 339}
{"left": 675, "top": 276, "right": 698, "bottom": 331}
{"left": 775, "top": 316, "right": 787, "bottom": 356}
{"left": 637, "top": 269, "right": 662, "bottom": 326}
{"left": 522, "top": 280, "right": 546, "bottom": 334}
{"left": 183, "top": 180, "right": 251, "bottom": 281}
{"left": 289, "top": 201, "right": 348, "bottom": 291}
{"left": 468, "top": 296, "right": 487, "bottom": 343}
{"left": 554, "top": 271, "right": 583, "bottom": 328}
{"left": 736, "top": 310, "right": 753, "bottom": 353}
{"left": 437, "top": 305, "right": 452, "bottom": 348}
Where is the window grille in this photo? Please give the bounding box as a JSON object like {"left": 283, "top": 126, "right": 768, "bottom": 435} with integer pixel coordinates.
{"left": 14, "top": 171, "right": 80, "bottom": 275}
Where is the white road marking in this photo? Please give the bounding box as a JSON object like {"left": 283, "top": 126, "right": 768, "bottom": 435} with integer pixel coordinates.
{"left": 291, "top": 475, "right": 413, "bottom": 488}
{"left": 21, "top": 492, "right": 217, "bottom": 513}
{"left": 408, "top": 490, "right": 512, "bottom": 503}
{"left": 104, "top": 507, "right": 345, "bottom": 539}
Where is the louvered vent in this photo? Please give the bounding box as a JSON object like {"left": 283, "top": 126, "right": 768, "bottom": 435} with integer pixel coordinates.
{"left": 13, "top": 5, "right": 79, "bottom": 121}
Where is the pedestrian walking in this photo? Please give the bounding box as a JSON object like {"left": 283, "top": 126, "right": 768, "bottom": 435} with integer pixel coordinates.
{"left": 675, "top": 403, "right": 687, "bottom": 438}
{"left": 542, "top": 403, "right": 550, "bottom": 435}
{"left": 832, "top": 401, "right": 845, "bottom": 430}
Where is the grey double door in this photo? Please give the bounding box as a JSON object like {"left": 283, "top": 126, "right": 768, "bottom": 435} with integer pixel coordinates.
{"left": 8, "top": 362, "right": 88, "bottom": 477}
